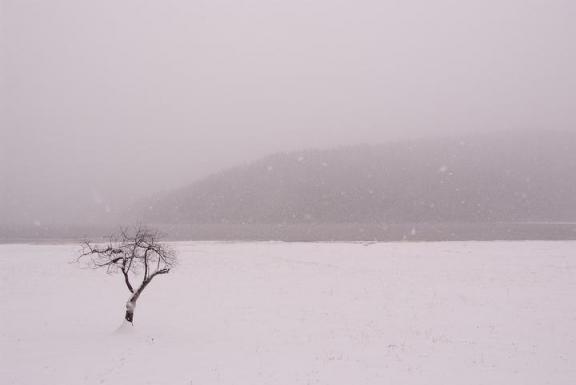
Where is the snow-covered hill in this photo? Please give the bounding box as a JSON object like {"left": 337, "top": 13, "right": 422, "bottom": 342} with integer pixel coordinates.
{"left": 140, "top": 130, "right": 576, "bottom": 225}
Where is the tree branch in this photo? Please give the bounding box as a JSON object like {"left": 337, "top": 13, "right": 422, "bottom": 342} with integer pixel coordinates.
{"left": 75, "top": 226, "right": 176, "bottom": 297}
{"left": 122, "top": 270, "right": 135, "bottom": 293}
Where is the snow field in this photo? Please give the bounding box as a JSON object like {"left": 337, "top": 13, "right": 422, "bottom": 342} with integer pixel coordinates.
{"left": 1, "top": 241, "right": 575, "bottom": 384}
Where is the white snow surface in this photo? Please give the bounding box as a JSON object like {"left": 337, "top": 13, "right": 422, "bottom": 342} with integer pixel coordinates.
{"left": 1, "top": 241, "right": 575, "bottom": 384}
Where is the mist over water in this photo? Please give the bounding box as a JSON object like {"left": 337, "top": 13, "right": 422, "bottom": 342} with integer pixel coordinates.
{"left": 1, "top": 0, "right": 575, "bottom": 238}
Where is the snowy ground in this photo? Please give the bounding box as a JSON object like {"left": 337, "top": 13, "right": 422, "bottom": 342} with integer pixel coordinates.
{"left": 1, "top": 241, "right": 575, "bottom": 385}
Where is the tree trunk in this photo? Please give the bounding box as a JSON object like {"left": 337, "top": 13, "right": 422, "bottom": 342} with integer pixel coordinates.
{"left": 123, "top": 276, "right": 153, "bottom": 324}
{"left": 125, "top": 300, "right": 136, "bottom": 324}
{"left": 122, "top": 272, "right": 167, "bottom": 325}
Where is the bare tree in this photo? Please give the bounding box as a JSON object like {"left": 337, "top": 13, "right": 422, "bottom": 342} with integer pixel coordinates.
{"left": 77, "top": 226, "right": 176, "bottom": 325}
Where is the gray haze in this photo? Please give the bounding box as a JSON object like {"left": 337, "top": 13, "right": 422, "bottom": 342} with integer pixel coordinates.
{"left": 1, "top": 0, "right": 575, "bottom": 225}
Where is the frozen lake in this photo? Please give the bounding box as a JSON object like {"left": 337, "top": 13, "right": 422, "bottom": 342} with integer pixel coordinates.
{"left": 1, "top": 241, "right": 575, "bottom": 384}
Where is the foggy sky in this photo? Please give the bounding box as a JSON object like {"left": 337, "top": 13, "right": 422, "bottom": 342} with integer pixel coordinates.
{"left": 1, "top": 0, "right": 575, "bottom": 224}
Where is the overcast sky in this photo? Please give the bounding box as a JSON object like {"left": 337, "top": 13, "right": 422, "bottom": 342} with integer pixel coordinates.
{"left": 1, "top": 0, "right": 575, "bottom": 223}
